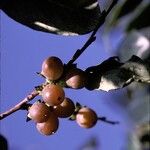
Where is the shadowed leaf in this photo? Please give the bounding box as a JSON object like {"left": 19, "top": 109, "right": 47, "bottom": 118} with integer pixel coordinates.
{"left": 0, "top": 134, "right": 8, "bottom": 150}
{"left": 126, "top": 3, "right": 150, "bottom": 31}
{"left": 1, "top": 0, "right": 101, "bottom": 35}
{"left": 117, "top": 0, "right": 142, "bottom": 19}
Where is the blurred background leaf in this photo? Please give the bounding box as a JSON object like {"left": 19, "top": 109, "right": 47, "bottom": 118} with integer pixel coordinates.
{"left": 79, "top": 136, "right": 99, "bottom": 150}
{"left": 126, "top": 3, "right": 150, "bottom": 31}
{"left": 102, "top": 0, "right": 150, "bottom": 33}
{"left": 0, "top": 134, "right": 8, "bottom": 150}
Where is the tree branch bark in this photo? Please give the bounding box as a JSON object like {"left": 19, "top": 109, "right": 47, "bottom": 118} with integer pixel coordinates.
{"left": 0, "top": 90, "right": 39, "bottom": 120}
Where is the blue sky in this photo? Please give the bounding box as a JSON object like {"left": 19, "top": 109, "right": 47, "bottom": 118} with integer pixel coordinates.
{"left": 0, "top": 11, "right": 132, "bottom": 150}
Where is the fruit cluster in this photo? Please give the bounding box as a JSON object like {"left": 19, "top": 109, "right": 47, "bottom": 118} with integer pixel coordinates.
{"left": 27, "top": 56, "right": 98, "bottom": 136}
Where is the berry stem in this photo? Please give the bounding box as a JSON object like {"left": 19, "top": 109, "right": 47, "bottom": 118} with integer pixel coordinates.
{"left": 98, "top": 117, "right": 119, "bottom": 125}
{"left": 0, "top": 90, "right": 39, "bottom": 120}
{"left": 67, "top": 0, "right": 118, "bottom": 65}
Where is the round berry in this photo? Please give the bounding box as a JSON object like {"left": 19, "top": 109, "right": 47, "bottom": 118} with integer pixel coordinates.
{"left": 54, "top": 97, "right": 75, "bottom": 118}
{"left": 65, "top": 68, "right": 87, "bottom": 89}
{"left": 28, "top": 102, "right": 51, "bottom": 123}
{"left": 41, "top": 56, "right": 64, "bottom": 80}
{"left": 41, "top": 84, "right": 65, "bottom": 106}
{"left": 76, "top": 107, "right": 97, "bottom": 128}
{"left": 36, "top": 112, "right": 59, "bottom": 136}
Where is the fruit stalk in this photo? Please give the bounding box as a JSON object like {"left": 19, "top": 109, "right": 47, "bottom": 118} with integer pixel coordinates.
{"left": 0, "top": 90, "right": 39, "bottom": 120}
{"left": 67, "top": 0, "right": 118, "bottom": 65}
{"left": 98, "top": 117, "right": 119, "bottom": 125}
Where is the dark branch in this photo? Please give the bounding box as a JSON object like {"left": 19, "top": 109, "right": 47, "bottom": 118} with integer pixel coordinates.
{"left": 98, "top": 117, "right": 119, "bottom": 125}
{"left": 67, "top": 0, "right": 118, "bottom": 65}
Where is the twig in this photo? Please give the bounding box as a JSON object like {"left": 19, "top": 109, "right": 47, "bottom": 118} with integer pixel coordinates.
{"left": 0, "top": 90, "right": 39, "bottom": 120}
{"left": 67, "top": 0, "right": 118, "bottom": 65}
{"left": 98, "top": 117, "right": 119, "bottom": 125}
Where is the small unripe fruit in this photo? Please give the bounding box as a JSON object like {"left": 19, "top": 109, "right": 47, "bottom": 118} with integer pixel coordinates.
{"left": 36, "top": 113, "right": 59, "bottom": 136}
{"left": 65, "top": 68, "right": 87, "bottom": 89}
{"left": 54, "top": 97, "right": 75, "bottom": 118}
{"left": 41, "top": 84, "right": 65, "bottom": 106}
{"left": 76, "top": 107, "right": 97, "bottom": 128}
{"left": 41, "top": 56, "right": 64, "bottom": 80}
{"left": 28, "top": 102, "right": 51, "bottom": 123}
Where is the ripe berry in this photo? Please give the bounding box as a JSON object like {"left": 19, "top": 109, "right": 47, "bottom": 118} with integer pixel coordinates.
{"left": 41, "top": 56, "right": 64, "bottom": 80}
{"left": 54, "top": 97, "right": 75, "bottom": 118}
{"left": 36, "top": 112, "right": 59, "bottom": 136}
{"left": 28, "top": 102, "right": 51, "bottom": 123}
{"left": 41, "top": 84, "right": 65, "bottom": 106}
{"left": 65, "top": 68, "right": 87, "bottom": 89}
{"left": 76, "top": 107, "right": 97, "bottom": 128}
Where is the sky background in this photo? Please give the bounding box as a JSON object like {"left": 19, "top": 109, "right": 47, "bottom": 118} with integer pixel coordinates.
{"left": 0, "top": 9, "right": 133, "bottom": 150}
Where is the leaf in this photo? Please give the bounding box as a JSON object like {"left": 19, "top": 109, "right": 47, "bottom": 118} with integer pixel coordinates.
{"left": 106, "top": 0, "right": 142, "bottom": 27}
{"left": 0, "top": 134, "right": 8, "bottom": 150}
{"left": 97, "top": 68, "right": 133, "bottom": 92}
{"left": 85, "top": 56, "right": 150, "bottom": 91}
{"left": 126, "top": 3, "right": 150, "bottom": 31}
{"left": 118, "top": 28, "right": 150, "bottom": 61}
{"left": 121, "top": 55, "right": 150, "bottom": 83}
{"left": 103, "top": 0, "right": 149, "bottom": 34}
{"left": 1, "top": 0, "right": 101, "bottom": 35}
{"left": 117, "top": 0, "right": 142, "bottom": 20}
{"left": 99, "top": 56, "right": 150, "bottom": 91}
{"left": 85, "top": 57, "right": 123, "bottom": 90}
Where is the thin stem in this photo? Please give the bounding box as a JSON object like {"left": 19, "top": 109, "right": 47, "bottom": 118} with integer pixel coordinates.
{"left": 98, "top": 117, "right": 119, "bottom": 125}
{"left": 0, "top": 90, "right": 39, "bottom": 120}
{"left": 67, "top": 0, "right": 118, "bottom": 65}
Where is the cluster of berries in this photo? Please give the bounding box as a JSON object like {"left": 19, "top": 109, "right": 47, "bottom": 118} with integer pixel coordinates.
{"left": 27, "top": 56, "right": 98, "bottom": 136}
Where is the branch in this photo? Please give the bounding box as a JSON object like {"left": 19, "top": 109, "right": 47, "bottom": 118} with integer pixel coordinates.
{"left": 98, "top": 117, "right": 119, "bottom": 125}
{"left": 67, "top": 0, "right": 118, "bottom": 65}
{"left": 0, "top": 90, "right": 39, "bottom": 120}
{"left": 85, "top": 55, "right": 150, "bottom": 91}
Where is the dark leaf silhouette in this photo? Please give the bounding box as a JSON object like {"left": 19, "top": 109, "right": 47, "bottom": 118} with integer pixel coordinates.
{"left": 1, "top": 0, "right": 101, "bottom": 35}
{"left": 126, "top": 3, "right": 150, "bottom": 31}
{"left": 117, "top": 0, "right": 142, "bottom": 19}
{"left": 0, "top": 134, "right": 8, "bottom": 150}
